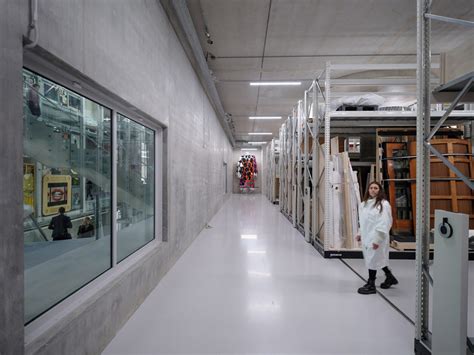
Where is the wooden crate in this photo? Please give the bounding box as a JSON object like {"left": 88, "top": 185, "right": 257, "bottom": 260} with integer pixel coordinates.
{"left": 409, "top": 139, "right": 474, "bottom": 229}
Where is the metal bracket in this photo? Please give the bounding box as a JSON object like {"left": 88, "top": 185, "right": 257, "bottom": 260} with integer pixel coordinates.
{"left": 425, "top": 13, "right": 474, "bottom": 28}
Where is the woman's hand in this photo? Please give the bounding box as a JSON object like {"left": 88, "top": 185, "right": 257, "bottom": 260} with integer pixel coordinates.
{"left": 372, "top": 243, "right": 379, "bottom": 250}
{"left": 355, "top": 234, "right": 361, "bottom": 242}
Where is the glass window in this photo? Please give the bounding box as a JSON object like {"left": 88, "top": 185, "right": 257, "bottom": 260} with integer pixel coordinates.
{"left": 117, "top": 114, "right": 155, "bottom": 262}
{"left": 23, "top": 69, "right": 112, "bottom": 324}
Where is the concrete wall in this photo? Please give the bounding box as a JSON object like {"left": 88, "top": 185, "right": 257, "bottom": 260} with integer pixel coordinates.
{"left": 2, "top": 1, "right": 233, "bottom": 354}
{"left": 0, "top": 1, "right": 25, "bottom": 354}
{"left": 232, "top": 149, "right": 263, "bottom": 194}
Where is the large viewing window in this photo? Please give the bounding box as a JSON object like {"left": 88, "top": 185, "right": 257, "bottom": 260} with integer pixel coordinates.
{"left": 117, "top": 114, "right": 155, "bottom": 261}
{"left": 22, "top": 69, "right": 159, "bottom": 324}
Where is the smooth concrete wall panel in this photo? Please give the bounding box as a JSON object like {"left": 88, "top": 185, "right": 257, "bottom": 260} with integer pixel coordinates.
{"left": 206, "top": 100, "right": 232, "bottom": 218}
{"left": 0, "top": 2, "right": 25, "bottom": 354}
{"left": 37, "top": 0, "right": 85, "bottom": 71}
{"left": 35, "top": 0, "right": 171, "bottom": 126}
{"left": 9, "top": 0, "right": 234, "bottom": 354}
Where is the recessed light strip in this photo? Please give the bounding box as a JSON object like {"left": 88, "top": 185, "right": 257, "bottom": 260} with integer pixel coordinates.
{"left": 241, "top": 234, "right": 258, "bottom": 239}
{"left": 248, "top": 132, "right": 272, "bottom": 135}
{"left": 250, "top": 82, "right": 301, "bottom": 86}
{"left": 249, "top": 116, "right": 282, "bottom": 120}
{"left": 241, "top": 148, "right": 258, "bottom": 151}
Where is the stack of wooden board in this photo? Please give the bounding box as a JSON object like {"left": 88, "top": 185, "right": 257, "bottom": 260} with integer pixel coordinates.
{"left": 327, "top": 150, "right": 361, "bottom": 249}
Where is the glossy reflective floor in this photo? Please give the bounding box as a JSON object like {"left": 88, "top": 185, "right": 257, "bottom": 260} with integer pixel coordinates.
{"left": 345, "top": 257, "right": 474, "bottom": 335}
{"left": 103, "top": 194, "right": 414, "bottom": 354}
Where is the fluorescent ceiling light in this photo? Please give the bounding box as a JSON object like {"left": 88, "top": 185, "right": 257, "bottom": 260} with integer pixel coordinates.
{"left": 249, "top": 116, "right": 282, "bottom": 120}
{"left": 250, "top": 82, "right": 301, "bottom": 86}
{"left": 241, "top": 148, "right": 258, "bottom": 151}
{"left": 241, "top": 234, "right": 258, "bottom": 239}
{"left": 248, "top": 142, "right": 267, "bottom": 145}
{"left": 247, "top": 250, "right": 267, "bottom": 254}
{"left": 248, "top": 132, "right": 272, "bottom": 135}
{"left": 248, "top": 302, "right": 281, "bottom": 312}
{"left": 248, "top": 271, "right": 271, "bottom": 277}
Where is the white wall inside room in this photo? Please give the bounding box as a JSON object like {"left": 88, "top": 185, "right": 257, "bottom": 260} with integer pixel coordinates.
{"left": 233, "top": 149, "right": 263, "bottom": 194}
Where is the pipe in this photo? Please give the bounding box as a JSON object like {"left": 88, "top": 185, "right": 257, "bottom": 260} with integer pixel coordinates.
{"left": 24, "top": 0, "right": 39, "bottom": 48}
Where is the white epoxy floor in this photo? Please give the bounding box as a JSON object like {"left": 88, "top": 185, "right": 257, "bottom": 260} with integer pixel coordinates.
{"left": 345, "top": 257, "right": 474, "bottom": 335}
{"left": 103, "top": 195, "right": 414, "bottom": 354}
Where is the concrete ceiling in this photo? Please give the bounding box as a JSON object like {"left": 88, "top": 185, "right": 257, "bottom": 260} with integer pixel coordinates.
{"left": 187, "top": 0, "right": 474, "bottom": 146}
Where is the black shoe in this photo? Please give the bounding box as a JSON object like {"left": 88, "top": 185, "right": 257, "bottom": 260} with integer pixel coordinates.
{"left": 358, "top": 279, "right": 376, "bottom": 295}
{"left": 380, "top": 272, "right": 398, "bottom": 289}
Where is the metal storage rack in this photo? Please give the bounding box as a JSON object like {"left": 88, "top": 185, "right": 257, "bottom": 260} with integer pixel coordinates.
{"left": 263, "top": 138, "right": 280, "bottom": 204}
{"left": 277, "top": 59, "right": 474, "bottom": 260}
{"left": 312, "top": 61, "right": 440, "bottom": 258}
{"left": 263, "top": 143, "right": 271, "bottom": 200}
{"left": 414, "top": 1, "right": 474, "bottom": 353}
{"left": 279, "top": 115, "right": 294, "bottom": 222}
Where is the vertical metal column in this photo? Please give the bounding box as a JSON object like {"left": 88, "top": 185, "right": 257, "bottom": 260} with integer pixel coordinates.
{"left": 415, "top": 0, "right": 432, "bottom": 349}
{"left": 312, "top": 80, "right": 318, "bottom": 244}
{"left": 286, "top": 119, "right": 291, "bottom": 215}
{"left": 303, "top": 93, "right": 311, "bottom": 242}
{"left": 290, "top": 113, "right": 298, "bottom": 227}
{"left": 281, "top": 126, "right": 285, "bottom": 211}
{"left": 297, "top": 100, "right": 303, "bottom": 230}
{"left": 279, "top": 131, "right": 282, "bottom": 204}
{"left": 323, "top": 62, "right": 331, "bottom": 251}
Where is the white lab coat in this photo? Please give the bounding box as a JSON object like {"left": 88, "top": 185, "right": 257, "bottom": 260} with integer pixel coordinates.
{"left": 359, "top": 198, "right": 393, "bottom": 270}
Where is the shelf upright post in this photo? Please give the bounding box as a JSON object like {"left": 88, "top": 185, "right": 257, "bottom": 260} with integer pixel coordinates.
{"left": 415, "top": 0, "right": 432, "bottom": 351}
{"left": 270, "top": 139, "right": 274, "bottom": 202}
{"left": 284, "top": 126, "right": 287, "bottom": 210}
{"left": 270, "top": 141, "right": 273, "bottom": 200}
{"left": 279, "top": 125, "right": 284, "bottom": 211}
{"left": 324, "top": 61, "right": 332, "bottom": 252}
{"left": 312, "top": 79, "right": 319, "bottom": 244}
{"left": 286, "top": 118, "right": 291, "bottom": 216}
{"left": 266, "top": 142, "right": 271, "bottom": 200}
{"left": 283, "top": 122, "right": 287, "bottom": 212}
{"left": 291, "top": 111, "right": 297, "bottom": 226}
{"left": 303, "top": 92, "right": 311, "bottom": 242}
{"left": 297, "top": 100, "right": 304, "bottom": 231}
{"left": 269, "top": 141, "right": 273, "bottom": 201}
{"left": 281, "top": 123, "right": 285, "bottom": 212}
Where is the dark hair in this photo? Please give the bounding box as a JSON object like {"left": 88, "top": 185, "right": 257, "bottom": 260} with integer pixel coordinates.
{"left": 362, "top": 181, "right": 386, "bottom": 213}
{"left": 58, "top": 207, "right": 66, "bottom": 214}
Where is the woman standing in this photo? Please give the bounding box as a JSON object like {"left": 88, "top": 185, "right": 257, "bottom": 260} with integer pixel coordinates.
{"left": 356, "top": 181, "right": 398, "bottom": 295}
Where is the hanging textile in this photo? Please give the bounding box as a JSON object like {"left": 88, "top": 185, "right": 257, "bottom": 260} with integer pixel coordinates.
{"left": 237, "top": 154, "right": 258, "bottom": 190}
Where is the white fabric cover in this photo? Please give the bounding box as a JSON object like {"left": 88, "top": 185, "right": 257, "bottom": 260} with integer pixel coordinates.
{"left": 359, "top": 198, "right": 392, "bottom": 270}
{"left": 331, "top": 93, "right": 385, "bottom": 111}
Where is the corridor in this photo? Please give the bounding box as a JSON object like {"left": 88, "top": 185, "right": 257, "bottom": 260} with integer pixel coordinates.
{"left": 103, "top": 194, "right": 413, "bottom": 354}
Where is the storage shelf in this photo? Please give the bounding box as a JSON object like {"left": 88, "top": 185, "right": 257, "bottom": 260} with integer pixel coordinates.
{"left": 432, "top": 71, "right": 474, "bottom": 102}
{"left": 327, "top": 110, "right": 474, "bottom": 127}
